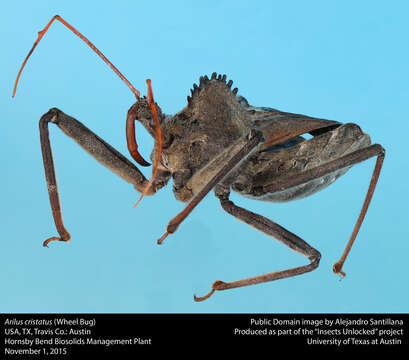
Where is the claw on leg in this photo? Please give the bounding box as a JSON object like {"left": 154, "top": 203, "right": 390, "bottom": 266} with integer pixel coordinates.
{"left": 157, "top": 232, "right": 169, "bottom": 245}
{"left": 333, "top": 261, "right": 346, "bottom": 279}
{"left": 193, "top": 281, "right": 227, "bottom": 302}
{"left": 43, "top": 234, "right": 70, "bottom": 247}
{"left": 194, "top": 289, "right": 215, "bottom": 302}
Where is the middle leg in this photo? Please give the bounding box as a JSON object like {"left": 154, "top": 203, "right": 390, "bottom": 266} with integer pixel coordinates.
{"left": 194, "top": 185, "right": 321, "bottom": 301}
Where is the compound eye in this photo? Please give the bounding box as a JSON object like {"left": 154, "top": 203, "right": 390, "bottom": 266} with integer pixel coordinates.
{"left": 144, "top": 113, "right": 156, "bottom": 129}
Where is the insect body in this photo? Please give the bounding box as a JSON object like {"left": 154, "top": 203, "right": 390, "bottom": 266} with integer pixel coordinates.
{"left": 14, "top": 16, "right": 385, "bottom": 301}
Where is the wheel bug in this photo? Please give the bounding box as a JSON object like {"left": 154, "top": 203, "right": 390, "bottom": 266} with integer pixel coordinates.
{"left": 13, "top": 15, "right": 385, "bottom": 302}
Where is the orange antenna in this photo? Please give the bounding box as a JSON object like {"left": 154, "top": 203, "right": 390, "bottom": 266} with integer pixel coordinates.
{"left": 12, "top": 15, "right": 140, "bottom": 99}
{"left": 134, "top": 79, "right": 163, "bottom": 208}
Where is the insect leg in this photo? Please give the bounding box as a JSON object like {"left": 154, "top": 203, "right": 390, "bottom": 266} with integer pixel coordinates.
{"left": 194, "top": 186, "right": 321, "bottom": 301}
{"left": 260, "top": 144, "right": 385, "bottom": 278}
{"left": 39, "top": 108, "right": 170, "bottom": 247}
{"left": 157, "top": 130, "right": 264, "bottom": 244}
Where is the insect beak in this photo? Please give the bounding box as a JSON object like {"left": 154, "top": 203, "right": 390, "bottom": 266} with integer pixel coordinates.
{"left": 126, "top": 103, "right": 151, "bottom": 166}
{"left": 126, "top": 80, "right": 163, "bottom": 167}
{"left": 132, "top": 79, "right": 164, "bottom": 208}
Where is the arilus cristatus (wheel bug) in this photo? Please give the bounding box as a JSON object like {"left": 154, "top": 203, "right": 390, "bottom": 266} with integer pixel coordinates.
{"left": 13, "top": 15, "right": 385, "bottom": 301}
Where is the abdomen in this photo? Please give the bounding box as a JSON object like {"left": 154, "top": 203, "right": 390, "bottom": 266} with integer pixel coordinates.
{"left": 232, "top": 123, "right": 371, "bottom": 202}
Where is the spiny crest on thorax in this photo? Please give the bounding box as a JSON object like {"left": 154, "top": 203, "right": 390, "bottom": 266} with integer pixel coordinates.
{"left": 181, "top": 72, "right": 251, "bottom": 135}
{"left": 187, "top": 72, "right": 239, "bottom": 106}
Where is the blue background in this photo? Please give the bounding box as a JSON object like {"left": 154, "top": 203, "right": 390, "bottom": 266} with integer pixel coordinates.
{"left": 2, "top": 1, "right": 408, "bottom": 313}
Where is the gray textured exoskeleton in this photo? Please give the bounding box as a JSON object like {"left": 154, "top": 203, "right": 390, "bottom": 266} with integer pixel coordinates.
{"left": 14, "top": 16, "right": 385, "bottom": 301}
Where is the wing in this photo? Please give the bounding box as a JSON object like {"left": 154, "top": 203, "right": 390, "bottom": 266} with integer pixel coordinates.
{"left": 237, "top": 96, "right": 341, "bottom": 150}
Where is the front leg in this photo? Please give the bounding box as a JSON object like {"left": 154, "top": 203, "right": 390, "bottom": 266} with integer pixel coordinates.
{"left": 39, "top": 108, "right": 170, "bottom": 246}
{"left": 194, "top": 185, "right": 321, "bottom": 301}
